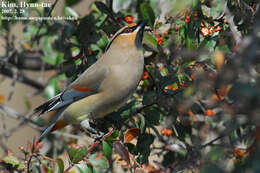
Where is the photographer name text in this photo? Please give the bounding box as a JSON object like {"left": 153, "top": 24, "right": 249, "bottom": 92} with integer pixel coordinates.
{"left": 0, "top": 1, "right": 51, "bottom": 8}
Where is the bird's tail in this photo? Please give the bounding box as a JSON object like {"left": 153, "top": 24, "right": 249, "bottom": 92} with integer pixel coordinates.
{"left": 38, "top": 106, "right": 68, "bottom": 142}
{"left": 34, "top": 94, "right": 62, "bottom": 115}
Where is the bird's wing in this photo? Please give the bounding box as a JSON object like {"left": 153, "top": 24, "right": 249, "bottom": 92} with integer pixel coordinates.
{"left": 66, "top": 61, "right": 109, "bottom": 91}
{"left": 34, "top": 65, "right": 109, "bottom": 115}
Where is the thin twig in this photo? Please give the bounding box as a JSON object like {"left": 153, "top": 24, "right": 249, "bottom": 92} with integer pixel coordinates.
{"left": 0, "top": 65, "right": 45, "bottom": 90}
{"left": 52, "top": 131, "right": 89, "bottom": 142}
{"left": 224, "top": 6, "right": 242, "bottom": 45}
{"left": 200, "top": 135, "right": 225, "bottom": 148}
{"left": 31, "top": 0, "right": 59, "bottom": 44}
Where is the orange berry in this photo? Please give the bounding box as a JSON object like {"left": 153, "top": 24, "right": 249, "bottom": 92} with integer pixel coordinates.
{"left": 205, "top": 109, "right": 214, "bottom": 116}
{"left": 234, "top": 148, "right": 245, "bottom": 157}
{"left": 212, "top": 93, "right": 220, "bottom": 101}
{"left": 188, "top": 109, "right": 195, "bottom": 116}
{"left": 0, "top": 94, "right": 5, "bottom": 103}
{"left": 185, "top": 16, "right": 190, "bottom": 25}
{"left": 142, "top": 71, "right": 149, "bottom": 80}
{"left": 213, "top": 25, "right": 222, "bottom": 32}
{"left": 163, "top": 30, "right": 169, "bottom": 36}
{"left": 190, "top": 74, "right": 195, "bottom": 81}
{"left": 208, "top": 26, "right": 214, "bottom": 35}
{"left": 161, "top": 128, "right": 173, "bottom": 136}
{"left": 180, "top": 82, "right": 186, "bottom": 87}
{"left": 124, "top": 16, "right": 134, "bottom": 24}
{"left": 157, "top": 36, "right": 163, "bottom": 45}
{"left": 193, "top": 11, "right": 198, "bottom": 20}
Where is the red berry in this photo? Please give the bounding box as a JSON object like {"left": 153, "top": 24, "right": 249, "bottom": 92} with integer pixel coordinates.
{"left": 124, "top": 16, "right": 134, "bottom": 24}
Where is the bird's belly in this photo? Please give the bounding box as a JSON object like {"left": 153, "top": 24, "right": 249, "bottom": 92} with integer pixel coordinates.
{"left": 63, "top": 64, "right": 143, "bottom": 123}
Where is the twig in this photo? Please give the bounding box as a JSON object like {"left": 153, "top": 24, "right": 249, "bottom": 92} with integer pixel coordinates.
{"left": 0, "top": 105, "right": 42, "bottom": 141}
{"left": 0, "top": 65, "right": 45, "bottom": 90}
{"left": 224, "top": 6, "right": 242, "bottom": 45}
{"left": 31, "top": 0, "right": 59, "bottom": 44}
{"left": 0, "top": 139, "right": 8, "bottom": 154}
{"left": 52, "top": 131, "right": 89, "bottom": 142}
{"left": 0, "top": 108, "right": 8, "bottom": 140}
{"left": 4, "top": 53, "right": 55, "bottom": 71}
{"left": 150, "top": 126, "right": 167, "bottom": 143}
{"left": 8, "top": 71, "right": 16, "bottom": 101}
{"left": 0, "top": 105, "right": 41, "bottom": 129}
{"left": 122, "top": 101, "right": 157, "bottom": 122}
{"left": 200, "top": 135, "right": 225, "bottom": 148}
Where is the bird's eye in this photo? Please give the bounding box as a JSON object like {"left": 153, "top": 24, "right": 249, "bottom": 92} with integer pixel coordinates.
{"left": 124, "top": 28, "right": 133, "bottom": 33}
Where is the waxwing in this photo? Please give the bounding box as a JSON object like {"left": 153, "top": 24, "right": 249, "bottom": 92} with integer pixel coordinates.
{"left": 34, "top": 20, "right": 147, "bottom": 141}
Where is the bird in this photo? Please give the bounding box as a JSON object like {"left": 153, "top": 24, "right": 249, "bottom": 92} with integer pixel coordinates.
{"left": 34, "top": 20, "right": 147, "bottom": 142}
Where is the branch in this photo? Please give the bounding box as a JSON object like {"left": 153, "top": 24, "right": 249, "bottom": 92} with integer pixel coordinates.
{"left": 6, "top": 52, "right": 55, "bottom": 71}
{"left": 224, "top": 7, "right": 242, "bottom": 45}
{"left": 0, "top": 64, "right": 45, "bottom": 90}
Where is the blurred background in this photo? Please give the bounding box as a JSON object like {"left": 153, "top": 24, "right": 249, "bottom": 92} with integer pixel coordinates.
{"left": 0, "top": 0, "right": 93, "bottom": 156}
{"left": 0, "top": 0, "right": 259, "bottom": 172}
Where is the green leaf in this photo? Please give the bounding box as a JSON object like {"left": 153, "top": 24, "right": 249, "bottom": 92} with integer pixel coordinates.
{"left": 97, "top": 33, "right": 109, "bottom": 49}
{"left": 136, "top": 133, "right": 155, "bottom": 164}
{"left": 43, "top": 36, "right": 53, "bottom": 55}
{"left": 76, "top": 164, "right": 93, "bottom": 173}
{"left": 208, "top": 146, "right": 225, "bottom": 162}
{"left": 56, "top": 53, "right": 64, "bottom": 65}
{"left": 68, "top": 146, "right": 87, "bottom": 164}
{"left": 2, "top": 152, "right": 25, "bottom": 170}
{"left": 143, "top": 105, "right": 161, "bottom": 125}
{"left": 184, "top": 35, "right": 197, "bottom": 49}
{"left": 140, "top": 2, "right": 155, "bottom": 27}
{"left": 103, "top": 141, "right": 112, "bottom": 158}
{"left": 199, "top": 37, "right": 217, "bottom": 52}
{"left": 94, "top": 2, "right": 114, "bottom": 18}
{"left": 210, "top": 0, "right": 226, "bottom": 18}
{"left": 125, "top": 143, "right": 138, "bottom": 155}
{"left": 143, "top": 33, "right": 158, "bottom": 51}
{"left": 64, "top": 7, "right": 79, "bottom": 17}
{"left": 43, "top": 55, "right": 56, "bottom": 65}
{"left": 104, "top": 130, "right": 119, "bottom": 142}
{"left": 54, "top": 159, "right": 64, "bottom": 173}
{"left": 89, "top": 154, "right": 109, "bottom": 171}
{"left": 45, "top": 78, "right": 60, "bottom": 99}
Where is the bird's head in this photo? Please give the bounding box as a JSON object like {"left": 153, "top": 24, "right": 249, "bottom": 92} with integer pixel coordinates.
{"left": 105, "top": 20, "right": 147, "bottom": 51}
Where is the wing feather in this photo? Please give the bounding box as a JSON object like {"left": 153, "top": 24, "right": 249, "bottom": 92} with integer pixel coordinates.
{"left": 34, "top": 66, "right": 109, "bottom": 115}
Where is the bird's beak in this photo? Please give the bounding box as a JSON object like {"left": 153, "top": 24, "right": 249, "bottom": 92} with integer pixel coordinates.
{"left": 135, "top": 20, "right": 148, "bottom": 48}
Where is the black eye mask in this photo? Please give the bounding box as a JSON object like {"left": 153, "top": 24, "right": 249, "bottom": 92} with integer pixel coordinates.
{"left": 122, "top": 25, "right": 138, "bottom": 34}
{"left": 105, "top": 25, "right": 138, "bottom": 52}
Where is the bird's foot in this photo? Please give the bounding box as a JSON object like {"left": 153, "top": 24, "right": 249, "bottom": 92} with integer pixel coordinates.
{"left": 80, "top": 118, "right": 105, "bottom": 141}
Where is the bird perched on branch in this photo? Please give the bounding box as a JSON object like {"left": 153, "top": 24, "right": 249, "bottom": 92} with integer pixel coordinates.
{"left": 34, "top": 20, "right": 147, "bottom": 142}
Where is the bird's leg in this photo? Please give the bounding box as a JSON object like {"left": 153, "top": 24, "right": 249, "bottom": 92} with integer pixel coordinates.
{"left": 80, "top": 118, "right": 104, "bottom": 140}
